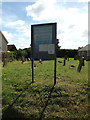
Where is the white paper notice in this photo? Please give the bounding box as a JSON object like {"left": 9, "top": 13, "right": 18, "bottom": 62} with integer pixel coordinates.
{"left": 39, "top": 44, "right": 55, "bottom": 54}
{"left": 48, "top": 44, "right": 54, "bottom": 54}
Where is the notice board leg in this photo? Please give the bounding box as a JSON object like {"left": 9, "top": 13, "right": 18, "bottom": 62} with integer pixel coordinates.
{"left": 54, "top": 59, "right": 56, "bottom": 85}
{"left": 32, "top": 59, "right": 34, "bottom": 83}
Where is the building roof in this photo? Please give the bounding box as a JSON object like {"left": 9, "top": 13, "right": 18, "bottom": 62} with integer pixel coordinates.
{"left": 8, "top": 44, "right": 17, "bottom": 51}
{"left": 0, "top": 31, "right": 8, "bottom": 43}
{"left": 79, "top": 44, "right": 90, "bottom": 51}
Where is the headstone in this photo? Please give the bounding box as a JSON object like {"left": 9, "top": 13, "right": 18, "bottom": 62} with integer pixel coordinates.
{"left": 34, "top": 63, "right": 37, "bottom": 68}
{"left": 65, "top": 55, "right": 67, "bottom": 60}
{"left": 82, "top": 57, "right": 85, "bottom": 66}
{"left": 69, "top": 65, "right": 75, "bottom": 69}
{"left": 63, "top": 59, "right": 66, "bottom": 66}
{"left": 39, "top": 59, "right": 42, "bottom": 64}
{"left": 77, "top": 60, "right": 82, "bottom": 72}
{"left": 58, "top": 61, "right": 62, "bottom": 63}
{"left": 21, "top": 56, "right": 24, "bottom": 64}
{"left": 74, "top": 55, "right": 76, "bottom": 60}
{"left": 27, "top": 58, "right": 29, "bottom": 61}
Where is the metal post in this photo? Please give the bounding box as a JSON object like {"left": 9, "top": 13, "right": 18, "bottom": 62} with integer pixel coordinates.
{"left": 32, "top": 59, "right": 34, "bottom": 83}
{"left": 54, "top": 58, "right": 56, "bottom": 85}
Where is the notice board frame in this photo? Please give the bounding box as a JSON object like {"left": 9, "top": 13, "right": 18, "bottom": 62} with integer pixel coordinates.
{"left": 31, "top": 23, "right": 57, "bottom": 85}
{"left": 31, "top": 23, "right": 57, "bottom": 60}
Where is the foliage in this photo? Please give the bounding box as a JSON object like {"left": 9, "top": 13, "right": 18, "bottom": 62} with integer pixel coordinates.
{"left": 2, "top": 51, "right": 15, "bottom": 62}
{"left": 57, "top": 49, "right": 78, "bottom": 58}
{"left": 14, "top": 48, "right": 31, "bottom": 60}
{"left": 56, "top": 39, "right": 61, "bottom": 50}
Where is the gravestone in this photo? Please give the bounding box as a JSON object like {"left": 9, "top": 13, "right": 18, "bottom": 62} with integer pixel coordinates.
{"left": 77, "top": 58, "right": 84, "bottom": 72}
{"left": 65, "top": 55, "right": 67, "bottom": 60}
{"left": 82, "top": 57, "right": 85, "bottom": 66}
{"left": 39, "top": 59, "right": 42, "bottom": 64}
{"left": 68, "top": 57, "right": 69, "bottom": 61}
{"left": 63, "top": 59, "right": 66, "bottom": 66}
{"left": 21, "top": 56, "right": 24, "bottom": 64}
{"left": 34, "top": 63, "right": 37, "bottom": 68}
{"left": 58, "top": 61, "right": 62, "bottom": 63}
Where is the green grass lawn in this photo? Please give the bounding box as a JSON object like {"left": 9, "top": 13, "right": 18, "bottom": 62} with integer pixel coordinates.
{"left": 2, "top": 58, "right": 89, "bottom": 119}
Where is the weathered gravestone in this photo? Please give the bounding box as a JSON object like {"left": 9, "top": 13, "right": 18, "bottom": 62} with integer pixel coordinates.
{"left": 69, "top": 65, "right": 75, "bottom": 69}
{"left": 74, "top": 55, "right": 77, "bottom": 60}
{"left": 63, "top": 59, "right": 66, "bottom": 66}
{"left": 21, "top": 56, "right": 25, "bottom": 64}
{"left": 82, "top": 57, "right": 85, "bottom": 66}
{"left": 77, "top": 61, "right": 82, "bottom": 72}
{"left": 58, "top": 61, "right": 62, "bottom": 63}
{"left": 65, "top": 55, "right": 67, "bottom": 60}
{"left": 34, "top": 63, "right": 37, "bottom": 68}
{"left": 39, "top": 59, "right": 42, "bottom": 64}
{"left": 68, "top": 57, "right": 69, "bottom": 61}
{"left": 77, "top": 57, "right": 84, "bottom": 72}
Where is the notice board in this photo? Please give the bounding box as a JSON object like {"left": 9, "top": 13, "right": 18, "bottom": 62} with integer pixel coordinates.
{"left": 31, "top": 23, "right": 57, "bottom": 60}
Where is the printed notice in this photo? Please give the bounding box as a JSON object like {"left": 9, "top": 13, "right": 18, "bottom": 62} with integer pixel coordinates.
{"left": 48, "top": 44, "right": 55, "bottom": 54}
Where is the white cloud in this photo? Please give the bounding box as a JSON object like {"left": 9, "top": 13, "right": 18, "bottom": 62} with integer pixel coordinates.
{"left": 1, "top": 0, "right": 90, "bottom": 2}
{"left": 6, "top": 20, "right": 25, "bottom": 27}
{"left": 26, "top": 0, "right": 88, "bottom": 49}
{"left": 26, "top": 0, "right": 58, "bottom": 21}
{"left": 2, "top": 31, "right": 13, "bottom": 40}
{"left": 16, "top": 25, "right": 31, "bottom": 37}
{"left": 5, "top": 19, "right": 31, "bottom": 38}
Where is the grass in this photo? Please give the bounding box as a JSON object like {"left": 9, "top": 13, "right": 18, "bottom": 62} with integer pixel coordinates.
{"left": 1, "top": 58, "right": 89, "bottom": 119}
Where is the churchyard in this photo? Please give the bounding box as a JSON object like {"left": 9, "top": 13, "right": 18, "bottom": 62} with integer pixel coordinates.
{"left": 2, "top": 58, "right": 89, "bottom": 119}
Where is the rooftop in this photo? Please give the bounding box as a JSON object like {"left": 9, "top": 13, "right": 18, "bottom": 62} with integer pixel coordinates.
{"left": 0, "top": 31, "right": 8, "bottom": 43}
{"left": 79, "top": 44, "right": 90, "bottom": 51}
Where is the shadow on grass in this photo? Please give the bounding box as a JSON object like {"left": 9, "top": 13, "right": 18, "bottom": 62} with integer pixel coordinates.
{"left": 2, "top": 106, "right": 26, "bottom": 120}
{"left": 2, "top": 82, "right": 57, "bottom": 120}
{"left": 2, "top": 81, "right": 33, "bottom": 120}
{"left": 39, "top": 85, "right": 55, "bottom": 120}
{"left": 9, "top": 81, "right": 33, "bottom": 107}
{"left": 2, "top": 106, "right": 41, "bottom": 120}
{"left": 2, "top": 84, "right": 56, "bottom": 120}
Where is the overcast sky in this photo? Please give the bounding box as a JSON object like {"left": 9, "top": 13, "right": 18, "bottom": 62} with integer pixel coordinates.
{"left": 1, "top": 0, "right": 89, "bottom": 49}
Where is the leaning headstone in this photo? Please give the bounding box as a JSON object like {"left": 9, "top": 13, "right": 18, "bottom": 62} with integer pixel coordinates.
{"left": 77, "top": 60, "right": 82, "bottom": 72}
{"left": 63, "top": 59, "right": 66, "bottom": 66}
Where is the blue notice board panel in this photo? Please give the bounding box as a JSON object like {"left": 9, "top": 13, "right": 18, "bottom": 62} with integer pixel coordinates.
{"left": 31, "top": 23, "right": 57, "bottom": 60}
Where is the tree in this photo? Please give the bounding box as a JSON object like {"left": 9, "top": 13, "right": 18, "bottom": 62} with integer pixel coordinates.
{"left": 78, "top": 46, "right": 83, "bottom": 50}
{"left": 57, "top": 39, "right": 61, "bottom": 50}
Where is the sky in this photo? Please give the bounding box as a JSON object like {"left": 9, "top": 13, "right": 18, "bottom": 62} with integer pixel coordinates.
{"left": 0, "top": 0, "right": 89, "bottom": 49}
